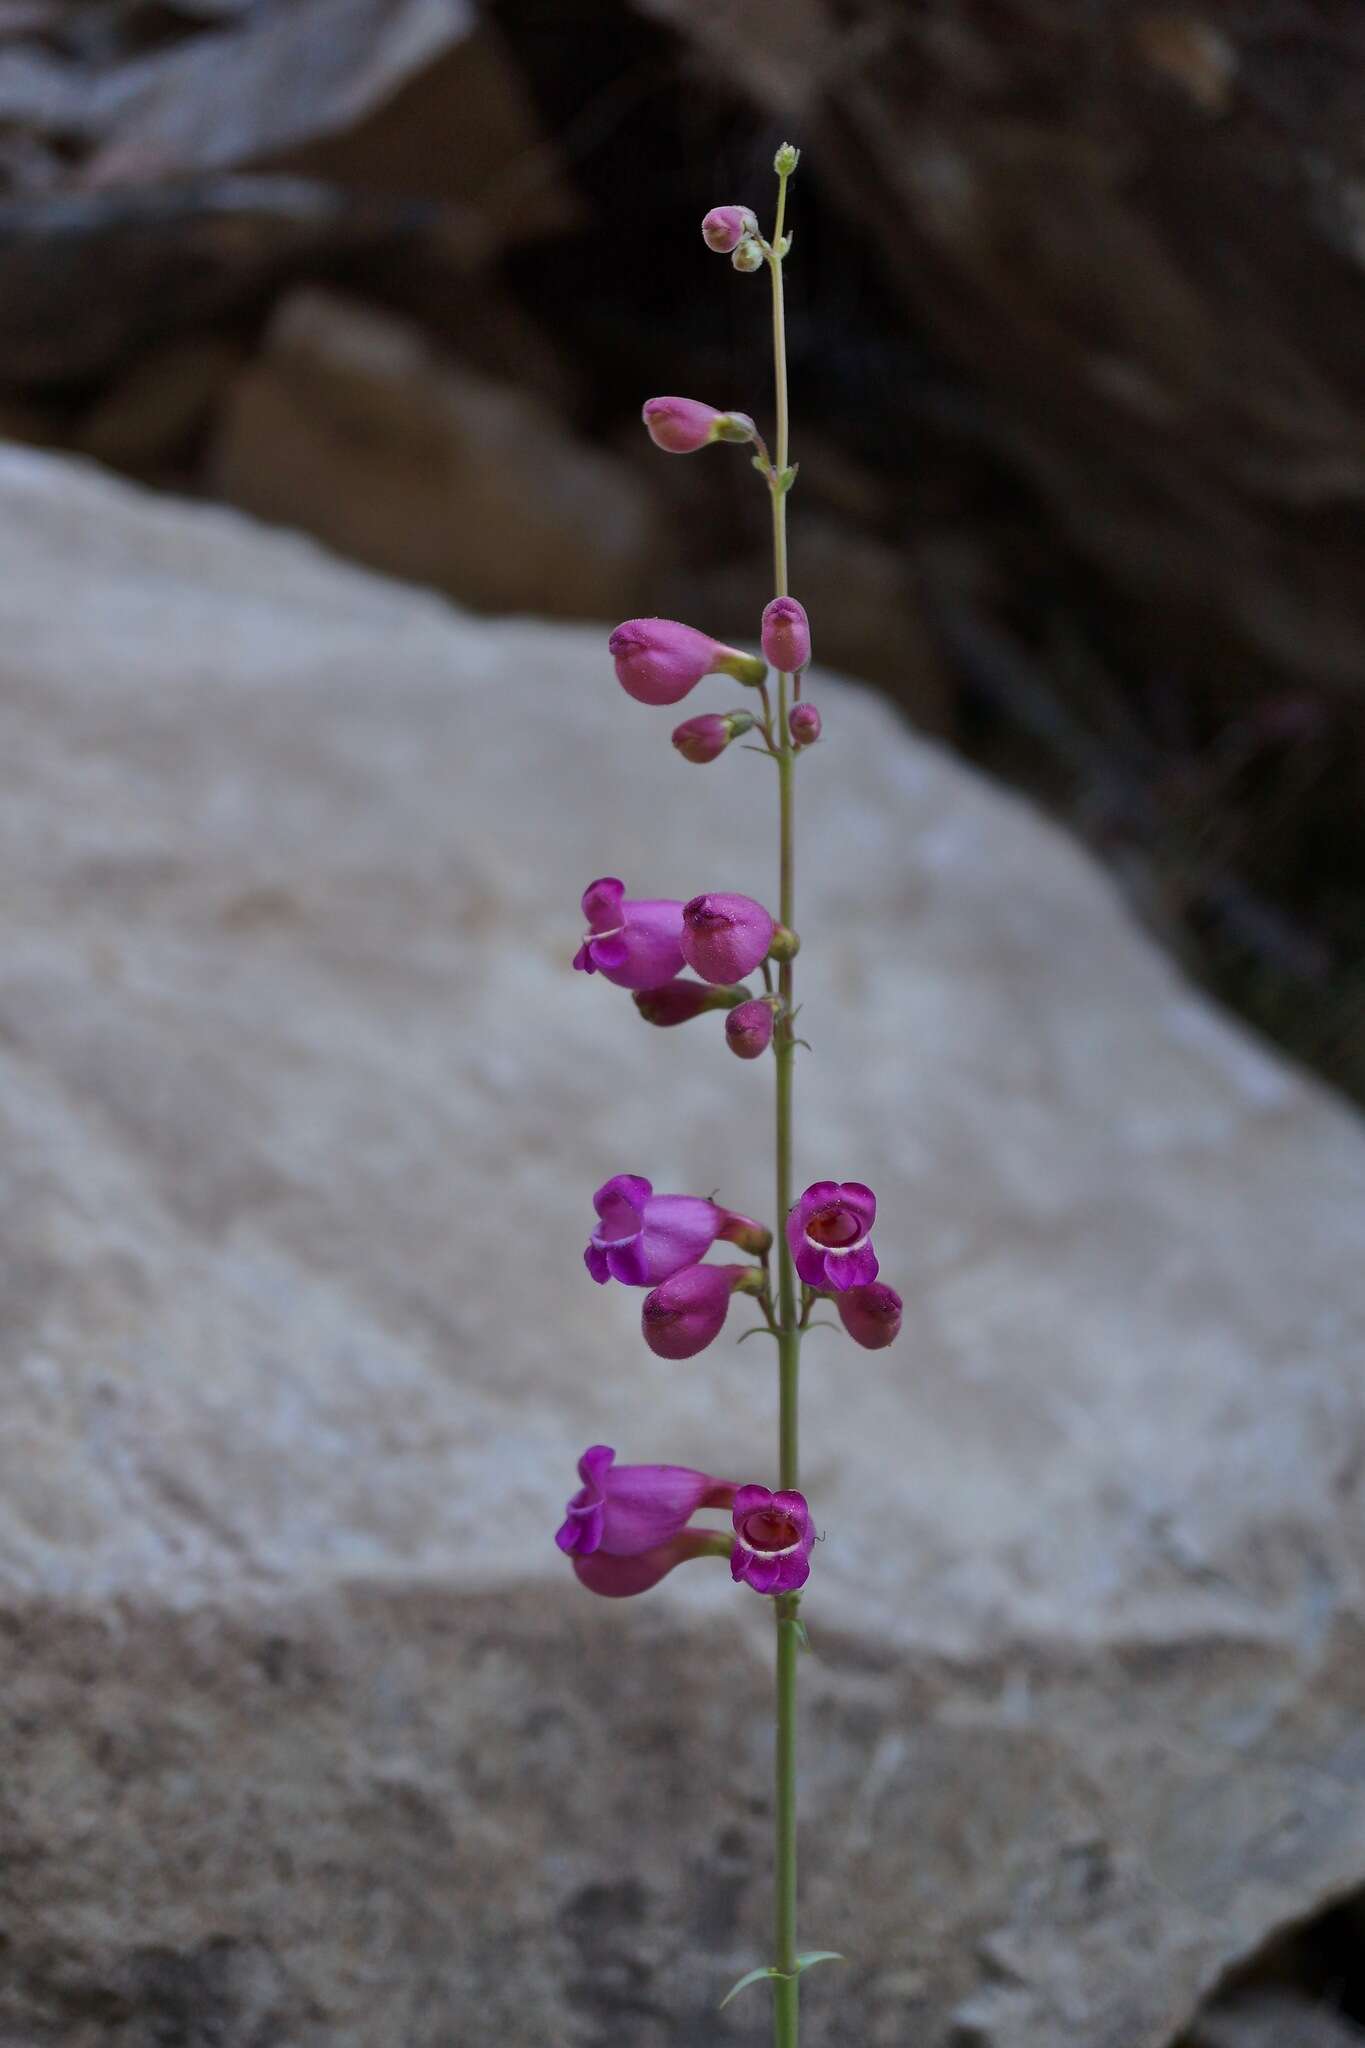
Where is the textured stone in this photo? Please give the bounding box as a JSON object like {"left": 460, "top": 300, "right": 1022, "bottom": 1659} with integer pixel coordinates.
{"left": 1, "top": 447, "right": 1365, "bottom": 2046}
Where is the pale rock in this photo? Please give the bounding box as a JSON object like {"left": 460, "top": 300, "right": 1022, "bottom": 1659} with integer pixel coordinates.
{"left": 1, "top": 447, "right": 1364, "bottom": 2047}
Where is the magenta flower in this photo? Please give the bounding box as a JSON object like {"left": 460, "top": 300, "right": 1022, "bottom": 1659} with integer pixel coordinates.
{"left": 681, "top": 892, "right": 775, "bottom": 983}
{"left": 556, "top": 1443, "right": 736, "bottom": 1558}
{"left": 789, "top": 701, "right": 822, "bottom": 748}
{"left": 610, "top": 618, "right": 766, "bottom": 707}
{"left": 641, "top": 1262, "right": 753, "bottom": 1359}
{"left": 726, "top": 996, "right": 776, "bottom": 1060}
{"left": 835, "top": 1281, "right": 902, "bottom": 1349}
{"left": 730, "top": 1485, "right": 814, "bottom": 1595}
{"left": 571, "top": 1528, "right": 731, "bottom": 1598}
{"left": 633, "top": 979, "right": 749, "bottom": 1027}
{"left": 573, "top": 877, "right": 685, "bottom": 990}
{"left": 787, "top": 1180, "right": 879, "bottom": 1292}
{"left": 701, "top": 205, "right": 757, "bottom": 254}
{"left": 585, "top": 1173, "right": 726, "bottom": 1287}
{"left": 761, "top": 595, "right": 811, "bottom": 673}
{"left": 672, "top": 711, "right": 752, "bottom": 763}
{"left": 642, "top": 397, "right": 756, "bottom": 454}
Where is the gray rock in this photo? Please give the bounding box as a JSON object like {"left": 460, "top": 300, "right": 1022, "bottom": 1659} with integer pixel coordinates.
{"left": 1, "top": 444, "right": 1364, "bottom": 2047}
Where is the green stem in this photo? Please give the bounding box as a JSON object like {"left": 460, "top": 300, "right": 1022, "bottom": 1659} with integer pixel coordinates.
{"left": 768, "top": 157, "right": 800, "bottom": 2048}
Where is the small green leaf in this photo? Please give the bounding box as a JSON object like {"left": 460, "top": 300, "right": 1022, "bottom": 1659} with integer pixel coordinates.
{"left": 751, "top": 454, "right": 770, "bottom": 476}
{"left": 736, "top": 1324, "right": 778, "bottom": 1344}
{"left": 796, "top": 1950, "right": 845, "bottom": 1975}
{"left": 719, "top": 1965, "right": 779, "bottom": 2010}
{"left": 794, "top": 1618, "right": 812, "bottom": 1654}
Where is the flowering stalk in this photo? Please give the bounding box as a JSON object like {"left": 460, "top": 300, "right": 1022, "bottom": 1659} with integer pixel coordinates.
{"left": 561, "top": 138, "right": 904, "bottom": 2043}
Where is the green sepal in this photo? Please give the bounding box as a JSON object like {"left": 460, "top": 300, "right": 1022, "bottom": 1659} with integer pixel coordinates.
{"left": 752, "top": 454, "right": 770, "bottom": 476}
{"left": 719, "top": 1965, "right": 779, "bottom": 2010}
{"left": 777, "top": 464, "right": 799, "bottom": 494}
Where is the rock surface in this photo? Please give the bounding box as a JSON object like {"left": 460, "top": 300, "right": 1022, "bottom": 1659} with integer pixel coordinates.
{"left": 2, "top": 446, "right": 1365, "bottom": 2047}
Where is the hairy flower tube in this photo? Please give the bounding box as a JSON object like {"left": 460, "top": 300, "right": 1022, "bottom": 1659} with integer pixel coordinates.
{"left": 726, "top": 996, "right": 778, "bottom": 1060}
{"left": 681, "top": 892, "right": 775, "bottom": 983}
{"left": 556, "top": 1443, "right": 737, "bottom": 1558}
{"left": 730, "top": 1485, "right": 814, "bottom": 1595}
{"left": 788, "top": 701, "right": 822, "bottom": 748}
{"left": 585, "top": 1173, "right": 726, "bottom": 1287}
{"left": 632, "top": 979, "right": 750, "bottom": 1027}
{"left": 641, "top": 1262, "right": 757, "bottom": 1360}
{"left": 835, "top": 1281, "right": 903, "bottom": 1350}
{"left": 642, "top": 396, "right": 755, "bottom": 454}
{"left": 701, "top": 205, "right": 757, "bottom": 253}
{"left": 761, "top": 595, "right": 811, "bottom": 674}
{"left": 787, "top": 1180, "right": 880, "bottom": 1292}
{"left": 609, "top": 618, "right": 766, "bottom": 707}
{"left": 573, "top": 876, "right": 685, "bottom": 990}
{"left": 572, "top": 1527, "right": 734, "bottom": 1598}
{"left": 672, "top": 711, "right": 754, "bottom": 763}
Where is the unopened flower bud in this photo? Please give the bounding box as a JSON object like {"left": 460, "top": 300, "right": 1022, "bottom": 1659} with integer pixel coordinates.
{"left": 702, "top": 205, "right": 757, "bottom": 254}
{"left": 681, "top": 892, "right": 775, "bottom": 983}
{"left": 610, "top": 618, "right": 763, "bottom": 706}
{"left": 642, "top": 396, "right": 755, "bottom": 454}
{"left": 717, "top": 1210, "right": 773, "bottom": 1257}
{"left": 726, "top": 996, "right": 778, "bottom": 1060}
{"left": 762, "top": 596, "right": 811, "bottom": 673}
{"left": 835, "top": 1282, "right": 903, "bottom": 1350}
{"left": 731, "top": 236, "right": 765, "bottom": 274}
{"left": 767, "top": 923, "right": 800, "bottom": 963}
{"left": 774, "top": 142, "right": 801, "bottom": 178}
{"left": 672, "top": 710, "right": 754, "bottom": 764}
{"left": 789, "top": 701, "right": 822, "bottom": 748}
{"left": 633, "top": 979, "right": 750, "bottom": 1026}
{"left": 641, "top": 1263, "right": 753, "bottom": 1360}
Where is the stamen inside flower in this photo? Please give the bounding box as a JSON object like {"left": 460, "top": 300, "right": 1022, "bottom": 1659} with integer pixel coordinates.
{"left": 586, "top": 922, "right": 625, "bottom": 943}
{"left": 806, "top": 1204, "right": 860, "bottom": 1248}
{"left": 740, "top": 1508, "right": 802, "bottom": 1554}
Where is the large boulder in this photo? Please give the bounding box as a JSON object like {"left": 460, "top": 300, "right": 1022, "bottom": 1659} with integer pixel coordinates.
{"left": 1, "top": 445, "right": 1364, "bottom": 2047}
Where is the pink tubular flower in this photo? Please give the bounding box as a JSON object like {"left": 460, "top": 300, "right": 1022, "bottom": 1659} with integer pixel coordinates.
{"left": 835, "top": 1281, "right": 902, "bottom": 1349}
{"left": 642, "top": 397, "right": 756, "bottom": 454}
{"left": 761, "top": 596, "right": 811, "bottom": 673}
{"left": 681, "top": 892, "right": 775, "bottom": 983}
{"left": 573, "top": 877, "right": 684, "bottom": 990}
{"left": 556, "top": 1443, "right": 736, "bottom": 1558}
{"left": 572, "top": 1527, "right": 732, "bottom": 1598}
{"left": 585, "top": 1173, "right": 724, "bottom": 1286}
{"left": 787, "top": 1180, "right": 879, "bottom": 1292}
{"left": 789, "top": 701, "right": 822, "bottom": 748}
{"left": 609, "top": 618, "right": 766, "bottom": 707}
{"left": 726, "top": 997, "right": 776, "bottom": 1059}
{"left": 633, "top": 979, "right": 749, "bottom": 1026}
{"left": 672, "top": 711, "right": 753, "bottom": 763}
{"left": 641, "top": 1263, "right": 753, "bottom": 1359}
{"left": 701, "top": 205, "right": 757, "bottom": 253}
{"left": 730, "top": 1485, "right": 814, "bottom": 1595}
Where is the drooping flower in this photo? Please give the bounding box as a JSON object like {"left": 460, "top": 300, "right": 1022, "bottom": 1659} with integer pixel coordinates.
{"left": 610, "top": 619, "right": 766, "bottom": 707}
{"left": 571, "top": 1528, "right": 733, "bottom": 1598}
{"left": 633, "top": 979, "right": 750, "bottom": 1027}
{"left": 788, "top": 701, "right": 822, "bottom": 748}
{"left": 573, "top": 877, "right": 685, "bottom": 990}
{"left": 556, "top": 1443, "right": 737, "bottom": 1558}
{"left": 641, "top": 397, "right": 756, "bottom": 455}
{"left": 730, "top": 1485, "right": 814, "bottom": 1595}
{"left": 835, "top": 1281, "right": 902, "bottom": 1350}
{"left": 761, "top": 595, "right": 811, "bottom": 674}
{"left": 786, "top": 1181, "right": 879, "bottom": 1292}
{"left": 585, "top": 1173, "right": 725, "bottom": 1287}
{"left": 641, "top": 1262, "right": 756, "bottom": 1359}
{"left": 725, "top": 996, "right": 777, "bottom": 1060}
{"left": 672, "top": 711, "right": 753, "bottom": 763}
{"left": 701, "top": 205, "right": 757, "bottom": 254}
{"left": 681, "top": 892, "right": 775, "bottom": 983}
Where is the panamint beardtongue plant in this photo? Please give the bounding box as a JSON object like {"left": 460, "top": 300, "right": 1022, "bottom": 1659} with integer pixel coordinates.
{"left": 559, "top": 143, "right": 902, "bottom": 2045}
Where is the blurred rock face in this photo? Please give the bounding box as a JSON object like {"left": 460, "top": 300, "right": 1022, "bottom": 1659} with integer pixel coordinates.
{"left": 3, "top": 448, "right": 1365, "bottom": 2046}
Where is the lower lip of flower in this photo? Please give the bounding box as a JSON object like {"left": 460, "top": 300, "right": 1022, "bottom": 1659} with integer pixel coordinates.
{"left": 740, "top": 1508, "right": 803, "bottom": 1555}
{"left": 805, "top": 1205, "right": 862, "bottom": 1248}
